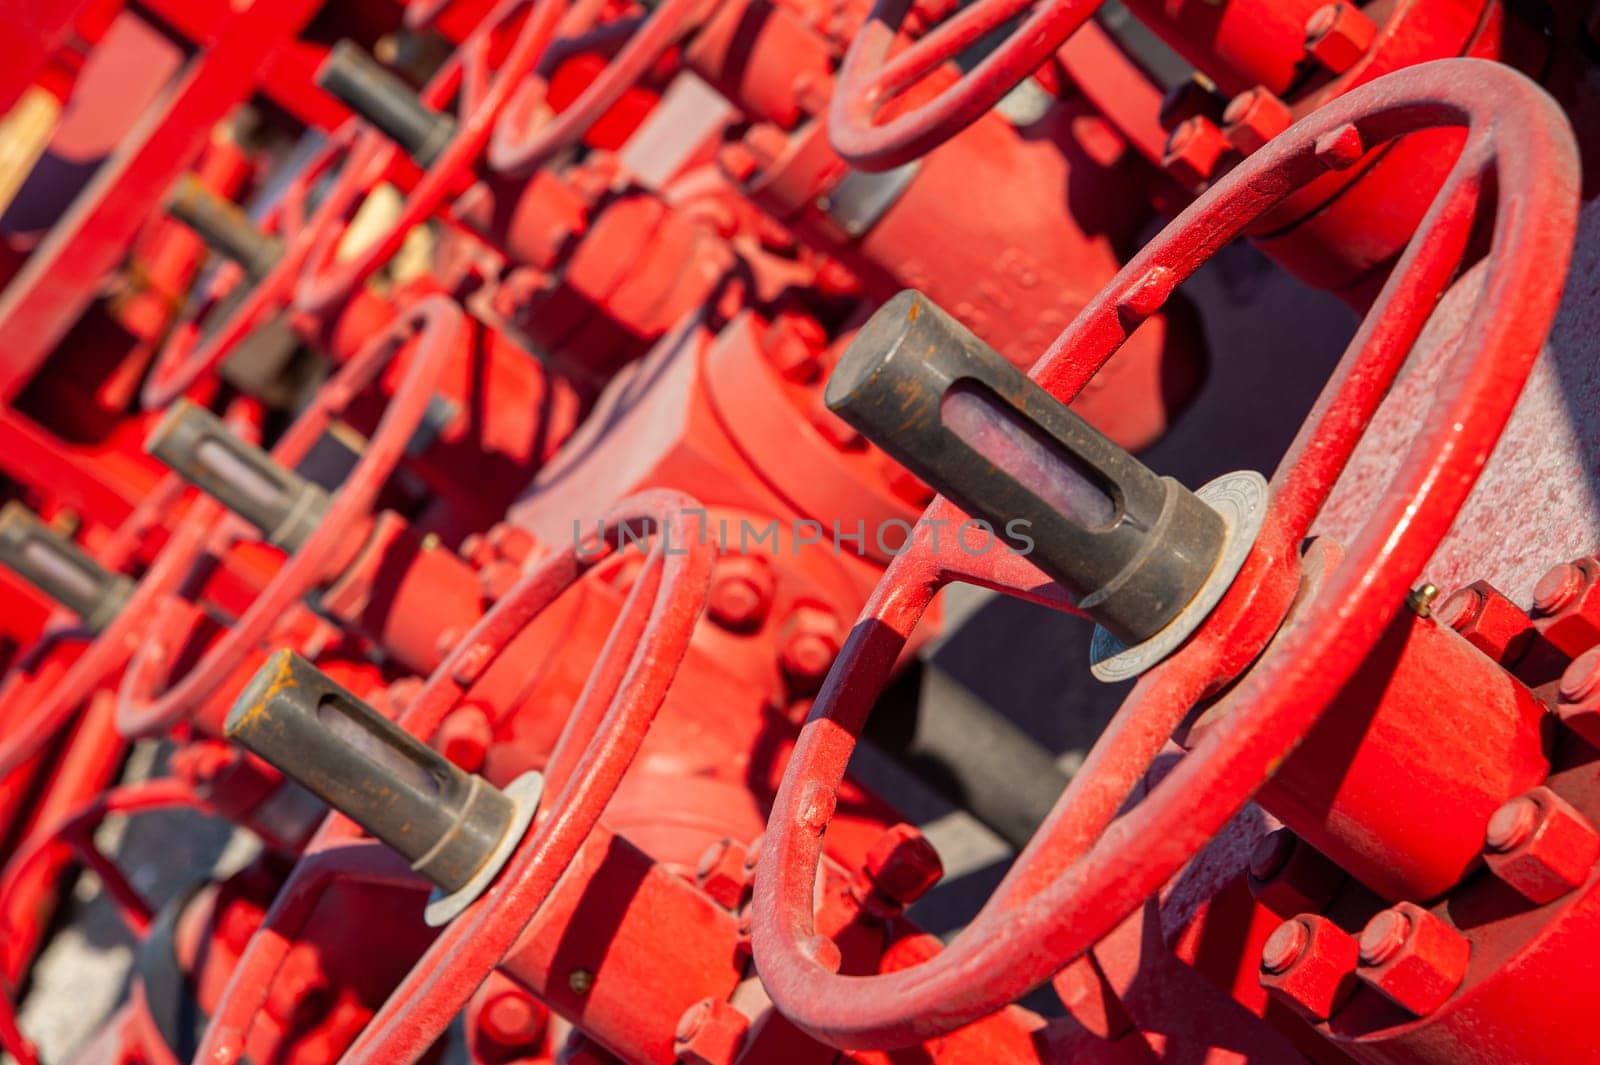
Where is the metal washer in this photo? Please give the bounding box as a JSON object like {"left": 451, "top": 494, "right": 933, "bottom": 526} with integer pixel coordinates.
{"left": 1089, "top": 470, "right": 1270, "bottom": 683}
{"left": 424, "top": 769, "right": 544, "bottom": 927}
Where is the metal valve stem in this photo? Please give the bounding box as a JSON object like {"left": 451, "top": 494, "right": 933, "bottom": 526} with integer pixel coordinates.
{"left": 165, "top": 175, "right": 284, "bottom": 281}
{"left": 825, "top": 290, "right": 1228, "bottom": 645}
{"left": 145, "top": 398, "right": 330, "bottom": 554}
{"left": 0, "top": 503, "right": 134, "bottom": 633}
{"left": 227, "top": 650, "right": 518, "bottom": 894}
{"left": 317, "top": 41, "right": 457, "bottom": 167}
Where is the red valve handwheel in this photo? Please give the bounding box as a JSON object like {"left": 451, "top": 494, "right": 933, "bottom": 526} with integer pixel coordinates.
{"left": 141, "top": 124, "right": 383, "bottom": 411}
{"left": 191, "top": 490, "right": 713, "bottom": 1065}
{"left": 0, "top": 403, "right": 265, "bottom": 778}
{"left": 486, "top": 0, "right": 707, "bottom": 177}
{"left": 293, "top": 0, "right": 570, "bottom": 316}
{"left": 829, "top": 0, "right": 1100, "bottom": 171}
{"left": 115, "top": 294, "right": 467, "bottom": 739}
{"left": 753, "top": 58, "right": 1580, "bottom": 1048}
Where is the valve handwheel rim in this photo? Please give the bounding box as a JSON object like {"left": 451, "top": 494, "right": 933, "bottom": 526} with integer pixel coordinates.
{"left": 191, "top": 490, "right": 714, "bottom": 1065}
{"left": 829, "top": 0, "right": 1103, "bottom": 171}
{"left": 141, "top": 122, "right": 381, "bottom": 411}
{"left": 115, "top": 293, "right": 467, "bottom": 739}
{"left": 753, "top": 57, "right": 1580, "bottom": 1048}
{"left": 485, "top": 0, "right": 709, "bottom": 177}
{"left": 293, "top": 0, "right": 573, "bottom": 317}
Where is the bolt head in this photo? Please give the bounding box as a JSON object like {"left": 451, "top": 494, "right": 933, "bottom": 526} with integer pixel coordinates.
{"left": 707, "top": 555, "right": 774, "bottom": 631}
{"left": 1358, "top": 909, "right": 1410, "bottom": 966}
{"left": 1250, "top": 829, "right": 1294, "bottom": 880}
{"left": 1437, "top": 580, "right": 1534, "bottom": 664}
{"left": 435, "top": 705, "right": 493, "bottom": 772}
{"left": 861, "top": 822, "right": 943, "bottom": 907}
{"left": 1304, "top": 2, "right": 1377, "bottom": 73}
{"left": 695, "top": 837, "right": 751, "bottom": 909}
{"left": 1247, "top": 828, "right": 1344, "bottom": 918}
{"left": 1560, "top": 647, "right": 1600, "bottom": 703}
{"left": 673, "top": 998, "right": 749, "bottom": 1065}
{"left": 1162, "top": 116, "right": 1230, "bottom": 188}
{"left": 779, "top": 607, "right": 842, "bottom": 687}
{"left": 1261, "top": 919, "right": 1309, "bottom": 974}
{"left": 1484, "top": 786, "right": 1600, "bottom": 903}
{"left": 1222, "top": 87, "right": 1292, "bottom": 154}
{"left": 1258, "top": 914, "right": 1360, "bottom": 1022}
{"left": 1486, "top": 796, "right": 1539, "bottom": 853}
{"left": 1356, "top": 903, "right": 1471, "bottom": 1016}
{"left": 1533, "top": 559, "right": 1600, "bottom": 660}
{"left": 1534, "top": 561, "right": 1584, "bottom": 616}
{"left": 480, "top": 990, "right": 544, "bottom": 1046}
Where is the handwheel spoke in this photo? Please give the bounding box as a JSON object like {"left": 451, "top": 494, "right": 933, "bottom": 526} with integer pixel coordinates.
{"left": 874, "top": 0, "right": 1040, "bottom": 100}
{"left": 832, "top": 0, "right": 1100, "bottom": 168}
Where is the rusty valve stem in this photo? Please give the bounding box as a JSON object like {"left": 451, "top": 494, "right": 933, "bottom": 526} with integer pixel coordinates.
{"left": 0, "top": 503, "right": 134, "bottom": 633}
{"left": 145, "top": 398, "right": 331, "bottom": 554}
{"left": 826, "top": 290, "right": 1229, "bottom": 646}
{"left": 318, "top": 41, "right": 457, "bottom": 167}
{"left": 227, "top": 650, "right": 529, "bottom": 902}
{"left": 165, "top": 174, "right": 284, "bottom": 282}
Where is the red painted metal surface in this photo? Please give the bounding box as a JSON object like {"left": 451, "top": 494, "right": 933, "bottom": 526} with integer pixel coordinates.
{"left": 0, "top": 1, "right": 1595, "bottom": 1063}
{"left": 292, "top": 0, "right": 571, "bottom": 316}
{"left": 829, "top": 0, "right": 1100, "bottom": 170}
{"left": 0, "top": 0, "right": 330, "bottom": 402}
{"left": 118, "top": 294, "right": 466, "bottom": 738}
{"left": 752, "top": 58, "right": 1578, "bottom": 1048}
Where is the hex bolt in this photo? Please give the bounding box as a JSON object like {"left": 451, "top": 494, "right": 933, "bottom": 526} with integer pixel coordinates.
{"left": 1483, "top": 786, "right": 1600, "bottom": 903}
{"left": 146, "top": 398, "right": 330, "bottom": 553}
{"left": 1261, "top": 919, "right": 1308, "bottom": 974}
{"left": 479, "top": 989, "right": 545, "bottom": 1047}
{"left": 1533, "top": 561, "right": 1584, "bottom": 616}
{"left": 1247, "top": 828, "right": 1345, "bottom": 918}
{"left": 778, "top": 606, "right": 842, "bottom": 687}
{"left": 858, "top": 822, "right": 943, "bottom": 909}
{"left": 226, "top": 650, "right": 519, "bottom": 894}
{"left": 1304, "top": 2, "right": 1377, "bottom": 74}
{"left": 1560, "top": 647, "right": 1600, "bottom": 703}
{"left": 0, "top": 503, "right": 133, "bottom": 633}
{"left": 695, "top": 838, "right": 751, "bottom": 909}
{"left": 1557, "top": 649, "right": 1600, "bottom": 747}
{"left": 317, "top": 40, "right": 457, "bottom": 167}
{"left": 707, "top": 555, "right": 775, "bottom": 631}
{"left": 434, "top": 705, "right": 494, "bottom": 773}
{"left": 1222, "top": 87, "right": 1293, "bottom": 155}
{"left": 674, "top": 998, "right": 750, "bottom": 1065}
{"left": 166, "top": 174, "right": 284, "bottom": 281}
{"left": 1355, "top": 902, "right": 1471, "bottom": 1016}
{"left": 826, "top": 291, "right": 1228, "bottom": 646}
{"left": 1162, "top": 116, "right": 1230, "bottom": 188}
{"left": 1436, "top": 580, "right": 1534, "bottom": 665}
{"left": 1530, "top": 558, "right": 1600, "bottom": 657}
{"left": 1258, "top": 914, "right": 1360, "bottom": 1022}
